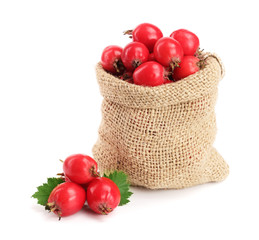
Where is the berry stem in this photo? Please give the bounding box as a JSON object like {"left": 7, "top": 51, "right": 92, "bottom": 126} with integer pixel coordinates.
{"left": 132, "top": 59, "right": 141, "bottom": 69}
{"left": 170, "top": 62, "right": 175, "bottom": 71}
{"left": 56, "top": 172, "right": 66, "bottom": 181}
{"left": 113, "top": 59, "right": 125, "bottom": 74}
{"left": 46, "top": 202, "right": 55, "bottom": 208}
{"left": 123, "top": 29, "right": 133, "bottom": 35}
{"left": 113, "top": 60, "right": 120, "bottom": 73}
{"left": 195, "top": 48, "right": 204, "bottom": 58}
{"left": 46, "top": 202, "right": 62, "bottom": 220}
{"left": 90, "top": 166, "right": 100, "bottom": 177}
{"left": 57, "top": 211, "right": 62, "bottom": 221}
{"left": 98, "top": 203, "right": 112, "bottom": 215}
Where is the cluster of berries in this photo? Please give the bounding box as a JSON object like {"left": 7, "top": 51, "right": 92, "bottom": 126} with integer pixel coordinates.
{"left": 33, "top": 154, "right": 132, "bottom": 220}
{"left": 101, "top": 23, "right": 203, "bottom": 87}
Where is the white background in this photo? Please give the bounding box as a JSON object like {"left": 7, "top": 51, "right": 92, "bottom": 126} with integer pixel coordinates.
{"left": 0, "top": 0, "right": 259, "bottom": 239}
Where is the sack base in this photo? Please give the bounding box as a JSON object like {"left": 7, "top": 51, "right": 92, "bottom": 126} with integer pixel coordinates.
{"left": 92, "top": 143, "right": 229, "bottom": 189}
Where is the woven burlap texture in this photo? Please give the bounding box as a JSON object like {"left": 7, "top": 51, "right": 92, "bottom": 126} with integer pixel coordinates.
{"left": 93, "top": 53, "right": 229, "bottom": 189}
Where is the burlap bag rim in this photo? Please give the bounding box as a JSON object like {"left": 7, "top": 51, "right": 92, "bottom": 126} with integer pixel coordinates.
{"left": 96, "top": 53, "right": 224, "bottom": 109}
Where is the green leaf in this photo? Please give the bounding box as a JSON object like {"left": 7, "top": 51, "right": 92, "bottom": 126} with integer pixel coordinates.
{"left": 104, "top": 171, "right": 133, "bottom": 206}
{"left": 32, "top": 178, "right": 65, "bottom": 206}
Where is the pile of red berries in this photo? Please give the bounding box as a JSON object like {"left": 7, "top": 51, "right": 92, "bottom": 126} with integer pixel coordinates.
{"left": 33, "top": 154, "right": 132, "bottom": 220}
{"left": 47, "top": 154, "right": 121, "bottom": 219}
{"left": 101, "top": 23, "right": 203, "bottom": 86}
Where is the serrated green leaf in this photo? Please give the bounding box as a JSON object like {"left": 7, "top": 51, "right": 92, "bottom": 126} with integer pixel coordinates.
{"left": 32, "top": 178, "right": 64, "bottom": 206}
{"left": 104, "top": 171, "right": 133, "bottom": 206}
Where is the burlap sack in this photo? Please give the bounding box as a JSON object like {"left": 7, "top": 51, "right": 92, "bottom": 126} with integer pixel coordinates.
{"left": 93, "top": 53, "right": 229, "bottom": 189}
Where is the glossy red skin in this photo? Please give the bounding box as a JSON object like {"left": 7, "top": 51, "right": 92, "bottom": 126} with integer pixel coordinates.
{"left": 64, "top": 174, "right": 71, "bottom": 182}
{"left": 148, "top": 52, "right": 155, "bottom": 61}
{"left": 170, "top": 29, "right": 199, "bottom": 56}
{"left": 63, "top": 173, "right": 91, "bottom": 190}
{"left": 101, "top": 45, "right": 123, "bottom": 74}
{"left": 173, "top": 56, "right": 200, "bottom": 81}
{"left": 133, "top": 61, "right": 165, "bottom": 87}
{"left": 154, "top": 37, "right": 184, "bottom": 67}
{"left": 87, "top": 177, "right": 121, "bottom": 214}
{"left": 121, "top": 42, "right": 149, "bottom": 71}
{"left": 120, "top": 71, "right": 133, "bottom": 84}
{"left": 48, "top": 182, "right": 86, "bottom": 217}
{"left": 164, "top": 79, "right": 172, "bottom": 84}
{"left": 132, "top": 23, "right": 163, "bottom": 52}
{"left": 63, "top": 154, "right": 98, "bottom": 185}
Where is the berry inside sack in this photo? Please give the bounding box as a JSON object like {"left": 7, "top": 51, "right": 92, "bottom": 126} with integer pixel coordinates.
{"left": 93, "top": 53, "right": 229, "bottom": 189}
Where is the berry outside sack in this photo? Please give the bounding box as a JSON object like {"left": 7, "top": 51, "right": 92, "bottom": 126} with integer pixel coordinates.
{"left": 93, "top": 54, "right": 229, "bottom": 189}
